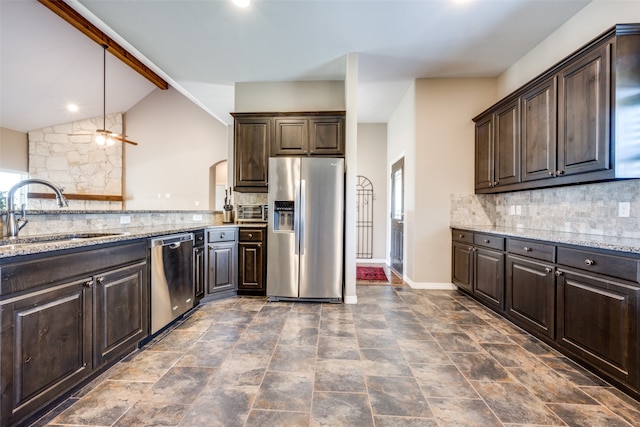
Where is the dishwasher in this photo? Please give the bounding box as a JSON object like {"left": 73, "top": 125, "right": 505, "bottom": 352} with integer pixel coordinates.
{"left": 150, "top": 233, "right": 194, "bottom": 334}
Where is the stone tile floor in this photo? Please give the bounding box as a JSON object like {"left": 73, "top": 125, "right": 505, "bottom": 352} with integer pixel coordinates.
{"left": 33, "top": 286, "right": 640, "bottom": 426}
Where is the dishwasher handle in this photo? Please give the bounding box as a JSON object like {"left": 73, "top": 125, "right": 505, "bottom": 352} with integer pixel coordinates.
{"left": 150, "top": 233, "right": 194, "bottom": 248}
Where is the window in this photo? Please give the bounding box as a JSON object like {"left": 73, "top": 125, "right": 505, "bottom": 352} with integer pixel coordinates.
{"left": 0, "top": 170, "right": 28, "bottom": 209}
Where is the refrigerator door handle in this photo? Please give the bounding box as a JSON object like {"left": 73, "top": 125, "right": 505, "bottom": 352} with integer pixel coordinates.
{"left": 299, "top": 179, "right": 306, "bottom": 255}
{"left": 294, "top": 181, "right": 301, "bottom": 255}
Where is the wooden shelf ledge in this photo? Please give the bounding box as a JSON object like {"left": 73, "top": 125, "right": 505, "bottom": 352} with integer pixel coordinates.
{"left": 28, "top": 192, "right": 123, "bottom": 202}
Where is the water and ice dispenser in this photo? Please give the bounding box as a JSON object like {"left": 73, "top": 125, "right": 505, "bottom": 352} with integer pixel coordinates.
{"left": 273, "top": 201, "right": 294, "bottom": 231}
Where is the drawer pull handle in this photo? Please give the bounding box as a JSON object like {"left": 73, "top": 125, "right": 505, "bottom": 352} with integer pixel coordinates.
{"left": 484, "top": 239, "right": 490, "bottom": 243}
{"left": 555, "top": 271, "right": 563, "bottom": 277}
{"left": 459, "top": 234, "right": 464, "bottom": 239}
{"left": 585, "top": 259, "right": 595, "bottom": 266}
{"left": 248, "top": 233, "right": 253, "bottom": 238}
{"left": 523, "top": 247, "right": 531, "bottom": 252}
{"left": 220, "top": 233, "right": 225, "bottom": 238}
{"left": 96, "top": 276, "right": 105, "bottom": 284}
{"left": 84, "top": 280, "right": 93, "bottom": 288}
{"left": 545, "top": 267, "right": 552, "bottom": 273}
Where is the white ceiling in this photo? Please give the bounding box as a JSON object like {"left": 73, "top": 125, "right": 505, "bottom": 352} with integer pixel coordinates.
{"left": 1, "top": 0, "right": 591, "bottom": 132}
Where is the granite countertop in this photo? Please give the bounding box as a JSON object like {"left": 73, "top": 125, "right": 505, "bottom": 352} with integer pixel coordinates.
{"left": 451, "top": 225, "right": 640, "bottom": 255}
{"left": 0, "top": 221, "right": 267, "bottom": 259}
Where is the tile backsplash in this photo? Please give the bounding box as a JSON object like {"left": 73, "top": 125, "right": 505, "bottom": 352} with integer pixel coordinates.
{"left": 451, "top": 180, "right": 640, "bottom": 239}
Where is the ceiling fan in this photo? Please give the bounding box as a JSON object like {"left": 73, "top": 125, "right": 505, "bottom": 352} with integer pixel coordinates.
{"left": 69, "top": 44, "right": 139, "bottom": 146}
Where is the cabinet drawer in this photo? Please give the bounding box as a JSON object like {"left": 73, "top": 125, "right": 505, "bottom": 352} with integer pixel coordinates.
{"left": 557, "top": 247, "right": 640, "bottom": 283}
{"left": 507, "top": 238, "right": 555, "bottom": 262}
{"left": 474, "top": 233, "right": 504, "bottom": 251}
{"left": 239, "top": 229, "right": 264, "bottom": 242}
{"left": 207, "top": 228, "right": 237, "bottom": 243}
{"left": 451, "top": 229, "right": 473, "bottom": 244}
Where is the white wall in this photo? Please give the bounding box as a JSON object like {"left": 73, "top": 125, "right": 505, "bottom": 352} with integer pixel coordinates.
{"left": 0, "top": 127, "right": 28, "bottom": 172}
{"left": 357, "top": 123, "right": 387, "bottom": 261}
{"left": 124, "top": 87, "right": 229, "bottom": 210}
{"left": 235, "top": 81, "right": 345, "bottom": 112}
{"left": 387, "top": 82, "right": 415, "bottom": 279}
{"left": 413, "top": 79, "right": 496, "bottom": 286}
{"left": 498, "top": 0, "right": 640, "bottom": 97}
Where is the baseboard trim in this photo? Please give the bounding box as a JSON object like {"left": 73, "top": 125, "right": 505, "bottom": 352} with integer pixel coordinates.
{"left": 344, "top": 295, "right": 358, "bottom": 304}
{"left": 404, "top": 278, "right": 457, "bottom": 290}
{"left": 356, "top": 258, "right": 387, "bottom": 264}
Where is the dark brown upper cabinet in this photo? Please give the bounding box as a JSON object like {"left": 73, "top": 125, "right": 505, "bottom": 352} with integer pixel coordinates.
{"left": 271, "top": 113, "right": 345, "bottom": 157}
{"left": 233, "top": 115, "right": 271, "bottom": 193}
{"left": 233, "top": 112, "right": 345, "bottom": 192}
{"left": 474, "top": 24, "right": 640, "bottom": 194}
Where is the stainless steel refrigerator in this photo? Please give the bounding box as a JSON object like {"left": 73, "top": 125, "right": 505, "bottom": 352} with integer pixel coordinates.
{"left": 267, "top": 157, "right": 344, "bottom": 302}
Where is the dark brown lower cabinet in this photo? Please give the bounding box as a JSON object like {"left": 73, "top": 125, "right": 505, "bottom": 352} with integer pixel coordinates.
{"left": 207, "top": 242, "right": 237, "bottom": 295}
{"left": 1, "top": 277, "right": 92, "bottom": 427}
{"left": 238, "top": 228, "right": 266, "bottom": 296}
{"left": 0, "top": 241, "right": 148, "bottom": 427}
{"left": 474, "top": 247, "right": 504, "bottom": 311}
{"left": 451, "top": 241, "right": 473, "bottom": 293}
{"left": 506, "top": 255, "right": 555, "bottom": 340}
{"left": 94, "top": 261, "right": 147, "bottom": 367}
{"left": 557, "top": 268, "right": 640, "bottom": 389}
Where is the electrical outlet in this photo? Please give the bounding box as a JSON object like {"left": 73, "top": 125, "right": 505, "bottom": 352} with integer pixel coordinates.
{"left": 165, "top": 193, "right": 171, "bottom": 199}
{"left": 192, "top": 214, "right": 203, "bottom": 221}
{"left": 516, "top": 205, "right": 522, "bottom": 215}
{"left": 509, "top": 205, "right": 516, "bottom": 215}
{"left": 619, "top": 202, "right": 630, "bottom": 217}
{"left": 120, "top": 215, "right": 131, "bottom": 224}
{"left": 194, "top": 200, "right": 200, "bottom": 207}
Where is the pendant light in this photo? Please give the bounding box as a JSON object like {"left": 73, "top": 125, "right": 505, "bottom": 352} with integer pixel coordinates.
{"left": 95, "top": 44, "right": 114, "bottom": 146}
{"left": 93, "top": 44, "right": 138, "bottom": 146}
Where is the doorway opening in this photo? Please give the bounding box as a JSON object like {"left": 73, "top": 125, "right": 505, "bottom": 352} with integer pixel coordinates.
{"left": 210, "top": 160, "right": 228, "bottom": 210}
{"left": 390, "top": 158, "right": 404, "bottom": 276}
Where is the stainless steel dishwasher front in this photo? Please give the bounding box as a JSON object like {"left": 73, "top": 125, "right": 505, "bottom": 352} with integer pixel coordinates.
{"left": 150, "top": 233, "right": 194, "bottom": 334}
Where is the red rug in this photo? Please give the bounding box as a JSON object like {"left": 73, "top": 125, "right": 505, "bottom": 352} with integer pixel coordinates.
{"left": 356, "top": 266, "right": 388, "bottom": 282}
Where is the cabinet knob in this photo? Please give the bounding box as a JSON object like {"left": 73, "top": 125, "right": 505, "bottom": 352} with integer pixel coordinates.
{"left": 24, "top": 356, "right": 32, "bottom": 364}
{"left": 523, "top": 247, "right": 531, "bottom": 252}
{"left": 220, "top": 233, "right": 225, "bottom": 238}
{"left": 555, "top": 270, "right": 564, "bottom": 277}
{"left": 96, "top": 276, "right": 105, "bottom": 284}
{"left": 548, "top": 171, "right": 554, "bottom": 176}
{"left": 545, "top": 267, "right": 552, "bottom": 273}
{"left": 248, "top": 233, "right": 253, "bottom": 238}
{"left": 484, "top": 239, "right": 490, "bottom": 243}
{"left": 556, "top": 170, "right": 565, "bottom": 176}
{"left": 83, "top": 280, "right": 93, "bottom": 288}
{"left": 584, "top": 259, "right": 595, "bottom": 266}
{"left": 459, "top": 234, "right": 465, "bottom": 239}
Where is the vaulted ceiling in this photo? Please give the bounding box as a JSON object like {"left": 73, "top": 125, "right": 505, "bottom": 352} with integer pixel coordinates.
{"left": 1, "top": 0, "right": 591, "bottom": 132}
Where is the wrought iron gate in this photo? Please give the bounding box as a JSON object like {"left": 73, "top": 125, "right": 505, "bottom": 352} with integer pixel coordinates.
{"left": 356, "top": 175, "right": 374, "bottom": 258}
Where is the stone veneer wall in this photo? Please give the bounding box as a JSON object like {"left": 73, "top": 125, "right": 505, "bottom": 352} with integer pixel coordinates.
{"left": 451, "top": 180, "right": 640, "bottom": 239}
{"left": 233, "top": 192, "right": 268, "bottom": 205}
{"left": 27, "top": 113, "right": 124, "bottom": 210}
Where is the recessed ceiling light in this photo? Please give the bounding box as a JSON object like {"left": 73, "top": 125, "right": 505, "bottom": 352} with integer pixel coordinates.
{"left": 233, "top": 0, "right": 250, "bottom": 8}
{"left": 67, "top": 103, "right": 79, "bottom": 112}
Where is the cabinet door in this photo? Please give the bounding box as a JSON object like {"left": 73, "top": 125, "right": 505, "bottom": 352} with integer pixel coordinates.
{"left": 234, "top": 118, "right": 270, "bottom": 190}
{"left": 452, "top": 241, "right": 473, "bottom": 293}
{"left": 273, "top": 118, "right": 308, "bottom": 156}
{"left": 94, "top": 261, "right": 147, "bottom": 367}
{"left": 521, "top": 77, "right": 557, "bottom": 182}
{"left": 494, "top": 100, "right": 520, "bottom": 187}
{"left": 506, "top": 255, "right": 555, "bottom": 339}
{"left": 557, "top": 42, "right": 611, "bottom": 177}
{"left": 475, "top": 114, "right": 494, "bottom": 190}
{"left": 194, "top": 246, "right": 205, "bottom": 300}
{"left": 1, "top": 278, "right": 92, "bottom": 427}
{"left": 557, "top": 269, "right": 639, "bottom": 388}
{"left": 207, "top": 242, "right": 237, "bottom": 294}
{"left": 309, "top": 116, "right": 344, "bottom": 156}
{"left": 474, "top": 248, "right": 504, "bottom": 310}
{"left": 238, "top": 242, "right": 264, "bottom": 292}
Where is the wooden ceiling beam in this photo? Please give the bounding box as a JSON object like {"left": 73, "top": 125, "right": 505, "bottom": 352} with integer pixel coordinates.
{"left": 38, "top": 0, "right": 169, "bottom": 90}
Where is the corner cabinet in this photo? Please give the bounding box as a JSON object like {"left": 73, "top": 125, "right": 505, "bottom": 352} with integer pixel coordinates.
{"left": 0, "top": 241, "right": 148, "bottom": 427}
{"left": 451, "top": 228, "right": 640, "bottom": 401}
{"left": 474, "top": 24, "right": 640, "bottom": 194}
{"left": 238, "top": 228, "right": 267, "bottom": 296}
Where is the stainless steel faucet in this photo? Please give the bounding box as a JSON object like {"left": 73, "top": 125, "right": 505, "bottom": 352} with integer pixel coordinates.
{"left": 5, "top": 179, "right": 69, "bottom": 238}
